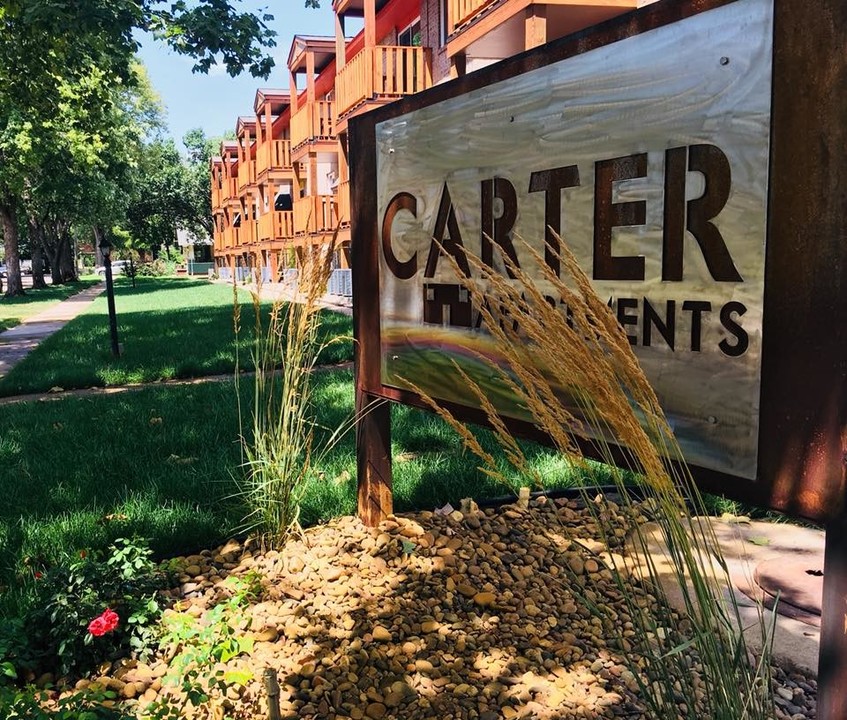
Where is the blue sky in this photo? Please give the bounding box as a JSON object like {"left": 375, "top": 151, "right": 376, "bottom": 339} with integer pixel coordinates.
{"left": 136, "top": 1, "right": 339, "bottom": 150}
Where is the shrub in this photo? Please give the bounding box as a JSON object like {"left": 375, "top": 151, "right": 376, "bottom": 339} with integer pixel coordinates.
{"left": 1, "top": 538, "right": 169, "bottom": 680}
{"left": 0, "top": 684, "right": 132, "bottom": 719}
{"left": 236, "top": 235, "right": 351, "bottom": 547}
{"left": 136, "top": 260, "right": 168, "bottom": 277}
{"left": 143, "top": 574, "right": 259, "bottom": 720}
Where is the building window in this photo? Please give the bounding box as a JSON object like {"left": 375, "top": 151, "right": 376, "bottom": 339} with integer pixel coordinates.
{"left": 398, "top": 19, "right": 421, "bottom": 47}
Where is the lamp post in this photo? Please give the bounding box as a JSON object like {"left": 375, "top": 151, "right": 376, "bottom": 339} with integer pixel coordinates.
{"left": 98, "top": 233, "right": 121, "bottom": 357}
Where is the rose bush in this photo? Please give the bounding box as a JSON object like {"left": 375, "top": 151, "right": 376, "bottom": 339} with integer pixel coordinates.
{"left": 0, "top": 538, "right": 170, "bottom": 681}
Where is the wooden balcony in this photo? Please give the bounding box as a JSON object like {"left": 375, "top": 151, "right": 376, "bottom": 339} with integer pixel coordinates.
{"left": 223, "top": 227, "right": 241, "bottom": 251}
{"left": 211, "top": 184, "right": 222, "bottom": 209}
{"left": 291, "top": 101, "right": 335, "bottom": 150}
{"left": 258, "top": 210, "right": 295, "bottom": 242}
{"left": 240, "top": 219, "right": 258, "bottom": 245}
{"left": 294, "top": 195, "right": 337, "bottom": 235}
{"left": 448, "top": 0, "right": 497, "bottom": 34}
{"left": 222, "top": 178, "right": 238, "bottom": 202}
{"left": 447, "top": 0, "right": 638, "bottom": 50}
{"left": 256, "top": 140, "right": 292, "bottom": 176}
{"left": 336, "top": 46, "right": 432, "bottom": 120}
{"left": 238, "top": 161, "right": 256, "bottom": 191}
{"left": 337, "top": 180, "right": 350, "bottom": 227}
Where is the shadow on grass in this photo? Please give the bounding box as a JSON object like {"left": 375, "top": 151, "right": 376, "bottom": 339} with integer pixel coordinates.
{"left": 0, "top": 381, "right": 247, "bottom": 587}
{"left": 110, "top": 276, "right": 211, "bottom": 296}
{"left": 300, "top": 370, "right": 590, "bottom": 525}
{"left": 0, "top": 368, "right": 579, "bottom": 619}
{"left": 0, "top": 281, "right": 353, "bottom": 396}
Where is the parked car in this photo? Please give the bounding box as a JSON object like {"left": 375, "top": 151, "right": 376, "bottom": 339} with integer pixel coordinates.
{"left": 0, "top": 264, "right": 6, "bottom": 278}
{"left": 95, "top": 260, "right": 129, "bottom": 277}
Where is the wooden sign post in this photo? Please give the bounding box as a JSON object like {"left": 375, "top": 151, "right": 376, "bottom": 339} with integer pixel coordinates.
{"left": 350, "top": 0, "right": 846, "bottom": 714}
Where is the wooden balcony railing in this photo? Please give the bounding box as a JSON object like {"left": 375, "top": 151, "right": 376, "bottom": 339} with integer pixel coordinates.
{"left": 237, "top": 161, "right": 256, "bottom": 191}
{"left": 211, "top": 183, "right": 222, "bottom": 209}
{"left": 258, "top": 210, "right": 295, "bottom": 241}
{"left": 290, "top": 100, "right": 335, "bottom": 149}
{"left": 222, "top": 178, "right": 238, "bottom": 202}
{"left": 256, "top": 140, "right": 292, "bottom": 175}
{"left": 294, "top": 195, "right": 337, "bottom": 234}
{"left": 337, "top": 180, "right": 350, "bottom": 226}
{"left": 240, "top": 218, "right": 257, "bottom": 245}
{"left": 223, "top": 226, "right": 241, "bottom": 250}
{"left": 336, "top": 46, "right": 432, "bottom": 119}
{"left": 447, "top": 0, "right": 497, "bottom": 34}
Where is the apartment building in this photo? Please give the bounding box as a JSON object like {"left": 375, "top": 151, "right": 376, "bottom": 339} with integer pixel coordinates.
{"left": 210, "top": 0, "right": 639, "bottom": 286}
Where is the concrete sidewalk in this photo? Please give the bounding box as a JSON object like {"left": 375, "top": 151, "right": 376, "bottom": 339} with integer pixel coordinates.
{"left": 633, "top": 515, "right": 824, "bottom": 676}
{"left": 0, "top": 282, "right": 105, "bottom": 378}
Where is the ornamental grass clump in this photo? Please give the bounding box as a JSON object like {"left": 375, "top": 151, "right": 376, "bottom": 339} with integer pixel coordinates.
{"left": 413, "top": 234, "right": 775, "bottom": 719}
{"left": 235, "top": 236, "right": 350, "bottom": 548}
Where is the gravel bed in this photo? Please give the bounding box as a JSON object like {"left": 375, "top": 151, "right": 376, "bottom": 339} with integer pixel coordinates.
{"left": 75, "top": 496, "right": 817, "bottom": 719}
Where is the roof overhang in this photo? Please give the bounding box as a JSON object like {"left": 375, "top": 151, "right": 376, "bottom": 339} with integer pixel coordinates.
{"left": 254, "top": 88, "right": 291, "bottom": 115}
{"left": 288, "top": 35, "right": 337, "bottom": 74}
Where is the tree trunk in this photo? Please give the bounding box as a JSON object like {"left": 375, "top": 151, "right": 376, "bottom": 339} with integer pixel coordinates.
{"left": 58, "top": 231, "right": 76, "bottom": 283}
{"left": 29, "top": 218, "right": 48, "bottom": 289}
{"left": 48, "top": 248, "right": 63, "bottom": 284}
{"left": 94, "top": 229, "right": 105, "bottom": 267}
{"left": 45, "top": 222, "right": 64, "bottom": 285}
{"left": 1, "top": 202, "right": 24, "bottom": 297}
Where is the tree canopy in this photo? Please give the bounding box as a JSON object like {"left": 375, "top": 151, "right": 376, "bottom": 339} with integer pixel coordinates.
{"left": 1, "top": 1, "right": 277, "bottom": 81}
{"left": 0, "top": 1, "right": 277, "bottom": 296}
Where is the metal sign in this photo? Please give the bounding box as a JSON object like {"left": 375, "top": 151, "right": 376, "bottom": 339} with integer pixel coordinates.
{"left": 375, "top": 0, "right": 772, "bottom": 480}
{"left": 351, "top": 0, "right": 847, "bottom": 523}
{"left": 351, "top": 0, "right": 845, "bottom": 525}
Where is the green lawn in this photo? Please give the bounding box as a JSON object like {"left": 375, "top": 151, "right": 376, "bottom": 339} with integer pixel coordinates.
{"left": 0, "top": 277, "right": 614, "bottom": 620}
{"left": 0, "top": 277, "right": 353, "bottom": 396}
{"left": 0, "top": 278, "right": 102, "bottom": 332}
{"left": 0, "top": 369, "right": 587, "bottom": 599}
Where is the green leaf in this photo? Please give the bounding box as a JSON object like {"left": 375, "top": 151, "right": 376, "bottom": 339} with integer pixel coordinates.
{"left": 401, "top": 540, "right": 417, "bottom": 554}
{"left": 223, "top": 669, "right": 253, "bottom": 686}
{"left": 238, "top": 635, "right": 254, "bottom": 655}
{"left": 659, "top": 635, "right": 697, "bottom": 659}
{"left": 748, "top": 536, "right": 771, "bottom": 546}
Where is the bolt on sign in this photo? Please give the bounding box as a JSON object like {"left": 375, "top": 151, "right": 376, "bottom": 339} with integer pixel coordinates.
{"left": 350, "top": 0, "right": 846, "bottom": 524}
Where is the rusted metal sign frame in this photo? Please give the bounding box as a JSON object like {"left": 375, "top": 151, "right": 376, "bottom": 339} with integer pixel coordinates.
{"left": 350, "top": 0, "right": 845, "bottom": 713}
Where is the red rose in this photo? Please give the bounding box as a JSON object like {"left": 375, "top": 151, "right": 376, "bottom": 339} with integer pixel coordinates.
{"left": 88, "top": 608, "right": 119, "bottom": 637}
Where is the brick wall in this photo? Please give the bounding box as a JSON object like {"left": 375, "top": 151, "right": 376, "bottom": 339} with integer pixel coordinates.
{"left": 421, "top": 0, "right": 450, "bottom": 83}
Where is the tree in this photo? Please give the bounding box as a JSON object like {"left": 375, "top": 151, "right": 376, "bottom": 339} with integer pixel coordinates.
{"left": 3, "top": 1, "right": 277, "bottom": 81}
{"left": 26, "top": 63, "right": 163, "bottom": 285}
{"left": 124, "top": 139, "right": 195, "bottom": 255}
{"left": 0, "top": 1, "right": 277, "bottom": 296}
{"left": 182, "top": 128, "right": 234, "bottom": 239}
